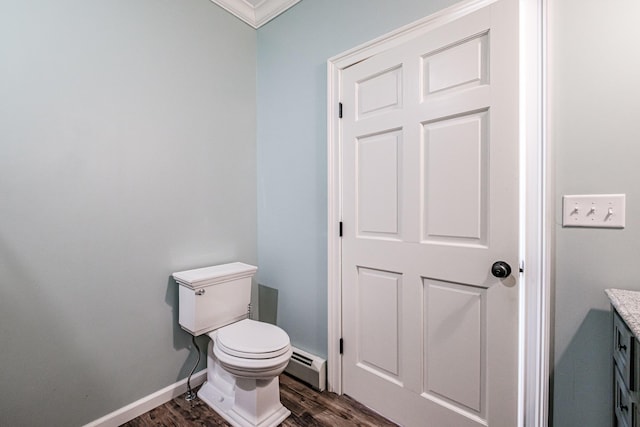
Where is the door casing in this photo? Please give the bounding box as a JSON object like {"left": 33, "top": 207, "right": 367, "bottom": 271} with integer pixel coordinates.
{"left": 326, "top": 0, "right": 551, "bottom": 426}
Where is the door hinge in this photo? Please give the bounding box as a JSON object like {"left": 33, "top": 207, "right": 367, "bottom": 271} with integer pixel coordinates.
{"left": 338, "top": 102, "right": 343, "bottom": 118}
{"left": 339, "top": 338, "right": 344, "bottom": 354}
{"left": 339, "top": 221, "right": 343, "bottom": 237}
{"left": 519, "top": 261, "right": 524, "bottom": 273}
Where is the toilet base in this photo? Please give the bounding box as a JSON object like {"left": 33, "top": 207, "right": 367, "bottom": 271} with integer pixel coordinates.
{"left": 198, "top": 342, "right": 291, "bottom": 427}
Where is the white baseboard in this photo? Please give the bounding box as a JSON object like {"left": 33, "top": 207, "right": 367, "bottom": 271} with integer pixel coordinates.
{"left": 83, "top": 369, "right": 207, "bottom": 427}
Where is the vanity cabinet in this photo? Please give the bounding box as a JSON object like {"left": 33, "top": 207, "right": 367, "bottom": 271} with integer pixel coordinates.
{"left": 613, "top": 308, "right": 640, "bottom": 427}
{"left": 605, "top": 289, "right": 640, "bottom": 427}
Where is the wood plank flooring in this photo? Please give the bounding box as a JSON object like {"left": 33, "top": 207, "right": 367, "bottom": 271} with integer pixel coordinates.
{"left": 123, "top": 374, "right": 398, "bottom": 427}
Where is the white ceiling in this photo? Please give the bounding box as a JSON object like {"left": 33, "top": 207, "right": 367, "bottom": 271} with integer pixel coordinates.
{"left": 211, "top": 0, "right": 300, "bottom": 28}
{"left": 243, "top": 0, "right": 267, "bottom": 7}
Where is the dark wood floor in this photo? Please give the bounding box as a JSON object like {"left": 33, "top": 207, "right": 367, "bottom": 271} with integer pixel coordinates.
{"left": 122, "top": 374, "right": 397, "bottom": 427}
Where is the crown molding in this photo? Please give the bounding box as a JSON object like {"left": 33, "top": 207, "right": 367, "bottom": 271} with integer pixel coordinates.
{"left": 210, "top": 0, "right": 300, "bottom": 28}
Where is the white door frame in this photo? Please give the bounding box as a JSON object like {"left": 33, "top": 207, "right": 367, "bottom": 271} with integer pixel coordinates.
{"left": 326, "top": 0, "right": 551, "bottom": 426}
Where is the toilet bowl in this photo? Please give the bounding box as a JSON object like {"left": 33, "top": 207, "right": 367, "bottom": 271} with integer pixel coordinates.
{"left": 198, "top": 319, "right": 293, "bottom": 427}
{"left": 173, "top": 262, "right": 292, "bottom": 427}
{"left": 213, "top": 319, "right": 293, "bottom": 379}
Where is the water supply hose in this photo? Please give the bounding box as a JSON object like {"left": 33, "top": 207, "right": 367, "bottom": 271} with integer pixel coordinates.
{"left": 185, "top": 335, "right": 201, "bottom": 401}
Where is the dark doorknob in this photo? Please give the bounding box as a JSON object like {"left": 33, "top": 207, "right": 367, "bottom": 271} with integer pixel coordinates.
{"left": 491, "top": 261, "right": 512, "bottom": 278}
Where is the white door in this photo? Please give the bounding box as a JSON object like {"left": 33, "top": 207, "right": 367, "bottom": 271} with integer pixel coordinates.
{"left": 340, "top": 1, "right": 519, "bottom": 426}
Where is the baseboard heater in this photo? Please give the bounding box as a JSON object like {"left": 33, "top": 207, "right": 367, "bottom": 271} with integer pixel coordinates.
{"left": 285, "top": 346, "right": 326, "bottom": 391}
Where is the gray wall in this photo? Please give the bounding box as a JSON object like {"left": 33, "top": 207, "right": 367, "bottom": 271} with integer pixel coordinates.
{"left": 551, "top": 1, "right": 640, "bottom": 426}
{"left": 256, "top": 0, "right": 458, "bottom": 358}
{"left": 0, "top": 1, "right": 256, "bottom": 426}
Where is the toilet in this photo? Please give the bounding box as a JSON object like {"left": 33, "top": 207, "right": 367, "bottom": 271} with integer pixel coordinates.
{"left": 173, "top": 262, "right": 292, "bottom": 427}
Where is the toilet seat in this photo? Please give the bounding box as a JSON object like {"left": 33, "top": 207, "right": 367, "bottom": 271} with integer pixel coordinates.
{"left": 216, "top": 319, "right": 290, "bottom": 359}
{"left": 211, "top": 319, "right": 292, "bottom": 379}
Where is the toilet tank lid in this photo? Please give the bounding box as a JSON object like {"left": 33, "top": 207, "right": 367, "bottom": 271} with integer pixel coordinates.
{"left": 172, "top": 262, "right": 257, "bottom": 289}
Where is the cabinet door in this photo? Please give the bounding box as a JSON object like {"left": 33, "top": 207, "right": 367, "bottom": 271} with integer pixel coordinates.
{"left": 615, "top": 367, "right": 634, "bottom": 427}
{"left": 614, "top": 310, "right": 636, "bottom": 389}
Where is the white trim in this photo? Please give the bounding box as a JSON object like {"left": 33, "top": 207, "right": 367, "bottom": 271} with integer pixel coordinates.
{"left": 520, "top": 0, "right": 550, "bottom": 426}
{"left": 327, "top": 1, "right": 551, "bottom": 426}
{"left": 326, "top": 56, "right": 342, "bottom": 394}
{"left": 327, "top": 0, "right": 500, "bottom": 72}
{"left": 540, "top": 0, "right": 553, "bottom": 425}
{"left": 83, "top": 370, "right": 207, "bottom": 427}
{"left": 210, "top": 0, "right": 300, "bottom": 28}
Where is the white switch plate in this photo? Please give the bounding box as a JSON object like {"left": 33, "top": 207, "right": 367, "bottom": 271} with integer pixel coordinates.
{"left": 562, "top": 194, "right": 626, "bottom": 228}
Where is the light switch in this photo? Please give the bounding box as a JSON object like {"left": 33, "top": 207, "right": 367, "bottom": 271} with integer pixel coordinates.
{"left": 562, "top": 194, "right": 626, "bottom": 228}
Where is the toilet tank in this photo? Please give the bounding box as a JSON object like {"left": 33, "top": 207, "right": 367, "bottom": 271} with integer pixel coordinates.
{"left": 173, "top": 262, "right": 257, "bottom": 336}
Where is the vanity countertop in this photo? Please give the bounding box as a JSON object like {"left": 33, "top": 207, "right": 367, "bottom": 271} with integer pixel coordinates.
{"left": 606, "top": 288, "right": 640, "bottom": 337}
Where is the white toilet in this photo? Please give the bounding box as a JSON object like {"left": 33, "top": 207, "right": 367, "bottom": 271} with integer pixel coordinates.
{"left": 173, "top": 262, "right": 292, "bottom": 427}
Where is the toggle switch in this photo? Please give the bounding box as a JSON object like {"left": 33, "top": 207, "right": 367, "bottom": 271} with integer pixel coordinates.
{"left": 562, "top": 194, "right": 625, "bottom": 228}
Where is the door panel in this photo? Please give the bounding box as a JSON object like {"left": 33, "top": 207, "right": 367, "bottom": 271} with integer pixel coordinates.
{"left": 423, "top": 111, "right": 487, "bottom": 242}
{"left": 357, "top": 66, "right": 403, "bottom": 118}
{"left": 357, "top": 267, "right": 401, "bottom": 379}
{"left": 357, "top": 131, "right": 401, "bottom": 237}
{"left": 340, "top": 1, "right": 519, "bottom": 426}
{"left": 422, "top": 32, "right": 489, "bottom": 96}
{"left": 425, "top": 280, "right": 485, "bottom": 414}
